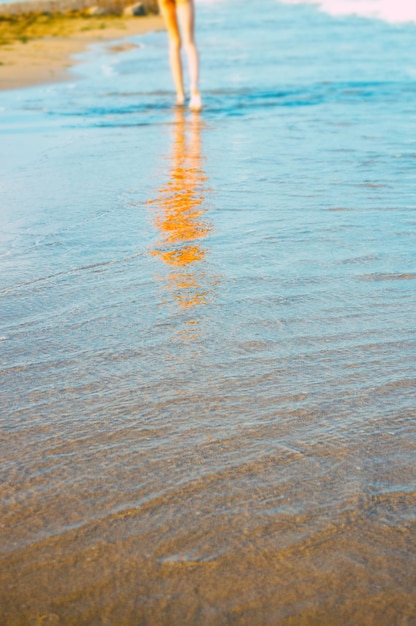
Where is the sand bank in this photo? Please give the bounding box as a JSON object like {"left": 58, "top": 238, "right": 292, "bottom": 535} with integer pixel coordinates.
{"left": 0, "top": 14, "right": 164, "bottom": 91}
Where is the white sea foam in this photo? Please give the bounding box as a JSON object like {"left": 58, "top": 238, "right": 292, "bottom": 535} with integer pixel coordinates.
{"left": 278, "top": 0, "right": 416, "bottom": 24}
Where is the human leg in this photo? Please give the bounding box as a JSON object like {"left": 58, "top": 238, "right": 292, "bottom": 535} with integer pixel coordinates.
{"left": 176, "top": 0, "right": 202, "bottom": 110}
{"left": 158, "top": 0, "right": 185, "bottom": 104}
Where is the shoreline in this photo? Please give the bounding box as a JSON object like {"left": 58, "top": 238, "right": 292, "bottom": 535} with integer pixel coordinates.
{"left": 0, "top": 14, "right": 164, "bottom": 91}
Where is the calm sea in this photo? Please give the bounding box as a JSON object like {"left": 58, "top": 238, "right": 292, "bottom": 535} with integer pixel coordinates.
{"left": 1, "top": 0, "right": 415, "bottom": 624}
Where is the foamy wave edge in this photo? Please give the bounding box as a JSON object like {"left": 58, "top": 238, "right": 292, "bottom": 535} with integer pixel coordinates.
{"left": 278, "top": 0, "right": 416, "bottom": 25}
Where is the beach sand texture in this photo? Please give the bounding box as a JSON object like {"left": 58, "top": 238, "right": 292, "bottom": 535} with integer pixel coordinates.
{"left": 0, "top": 13, "right": 164, "bottom": 90}
{"left": 1, "top": 0, "right": 415, "bottom": 624}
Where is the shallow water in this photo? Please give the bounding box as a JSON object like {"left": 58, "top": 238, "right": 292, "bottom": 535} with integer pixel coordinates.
{"left": 1, "top": 0, "right": 416, "bottom": 624}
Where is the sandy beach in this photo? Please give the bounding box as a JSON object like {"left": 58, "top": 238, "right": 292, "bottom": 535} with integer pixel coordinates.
{"left": 0, "top": 13, "right": 163, "bottom": 90}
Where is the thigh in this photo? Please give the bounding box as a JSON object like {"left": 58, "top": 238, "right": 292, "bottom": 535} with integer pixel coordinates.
{"left": 176, "top": 0, "right": 195, "bottom": 44}
{"left": 158, "top": 0, "right": 181, "bottom": 42}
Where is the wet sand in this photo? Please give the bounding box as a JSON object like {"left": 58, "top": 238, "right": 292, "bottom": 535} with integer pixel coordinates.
{"left": 0, "top": 14, "right": 163, "bottom": 90}
{"left": 1, "top": 0, "right": 415, "bottom": 624}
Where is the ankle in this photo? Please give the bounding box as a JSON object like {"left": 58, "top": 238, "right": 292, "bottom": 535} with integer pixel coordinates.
{"left": 189, "top": 90, "right": 202, "bottom": 111}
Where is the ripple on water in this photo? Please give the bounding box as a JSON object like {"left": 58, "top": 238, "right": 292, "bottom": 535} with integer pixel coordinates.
{"left": 1, "top": 0, "right": 416, "bottom": 623}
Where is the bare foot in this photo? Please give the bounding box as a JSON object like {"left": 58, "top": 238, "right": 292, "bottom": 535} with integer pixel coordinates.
{"left": 189, "top": 90, "right": 202, "bottom": 111}
{"left": 176, "top": 92, "right": 185, "bottom": 106}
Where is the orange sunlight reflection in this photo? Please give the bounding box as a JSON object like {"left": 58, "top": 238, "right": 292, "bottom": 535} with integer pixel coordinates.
{"left": 149, "top": 109, "right": 213, "bottom": 312}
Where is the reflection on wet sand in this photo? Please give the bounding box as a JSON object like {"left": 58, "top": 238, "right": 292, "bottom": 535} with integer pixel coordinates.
{"left": 149, "top": 109, "right": 213, "bottom": 312}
